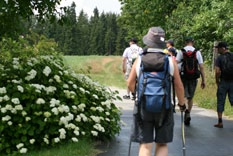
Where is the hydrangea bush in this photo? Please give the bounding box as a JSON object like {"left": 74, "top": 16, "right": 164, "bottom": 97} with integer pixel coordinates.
{"left": 0, "top": 37, "right": 121, "bottom": 155}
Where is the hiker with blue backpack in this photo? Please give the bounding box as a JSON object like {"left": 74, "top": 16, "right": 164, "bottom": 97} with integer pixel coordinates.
{"left": 122, "top": 38, "right": 143, "bottom": 100}
{"left": 214, "top": 41, "right": 233, "bottom": 128}
{"left": 176, "top": 37, "right": 206, "bottom": 126}
{"left": 127, "top": 27, "right": 186, "bottom": 156}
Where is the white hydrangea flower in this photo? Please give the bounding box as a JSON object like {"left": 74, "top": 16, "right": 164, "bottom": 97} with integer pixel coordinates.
{"left": 3, "top": 95, "right": 9, "bottom": 101}
{"left": 12, "top": 79, "right": 22, "bottom": 84}
{"left": 16, "top": 143, "right": 24, "bottom": 149}
{"left": 49, "top": 98, "right": 60, "bottom": 107}
{"left": 25, "top": 69, "right": 37, "bottom": 81}
{"left": 74, "top": 130, "right": 80, "bottom": 136}
{"left": 44, "top": 112, "right": 51, "bottom": 118}
{"left": 96, "top": 106, "right": 104, "bottom": 112}
{"left": 36, "top": 98, "right": 45, "bottom": 104}
{"left": 72, "top": 105, "right": 77, "bottom": 110}
{"left": 5, "top": 104, "right": 13, "bottom": 110}
{"left": 93, "top": 94, "right": 98, "bottom": 99}
{"left": 105, "top": 112, "right": 110, "bottom": 116}
{"left": 19, "top": 148, "right": 27, "bottom": 153}
{"left": 0, "top": 87, "right": 7, "bottom": 94}
{"left": 1, "top": 107, "right": 7, "bottom": 113}
{"left": 25, "top": 117, "right": 31, "bottom": 121}
{"left": 45, "top": 86, "right": 57, "bottom": 94}
{"left": 8, "top": 121, "right": 13, "bottom": 125}
{"left": 91, "top": 131, "right": 98, "bottom": 136}
{"left": 68, "top": 81, "right": 73, "bottom": 84}
{"left": 75, "top": 115, "right": 81, "bottom": 122}
{"left": 63, "top": 84, "right": 69, "bottom": 89}
{"left": 15, "top": 104, "right": 23, "bottom": 111}
{"left": 54, "top": 75, "right": 61, "bottom": 83}
{"left": 80, "top": 113, "right": 88, "bottom": 122}
{"left": 11, "top": 98, "right": 20, "bottom": 104}
{"left": 17, "top": 85, "right": 24, "bottom": 93}
{"left": 79, "top": 87, "right": 85, "bottom": 93}
{"left": 2, "top": 115, "right": 11, "bottom": 121}
{"left": 78, "top": 103, "right": 86, "bottom": 110}
{"left": 30, "top": 139, "right": 35, "bottom": 144}
{"left": 43, "top": 66, "right": 52, "bottom": 76}
{"left": 81, "top": 131, "right": 85, "bottom": 135}
{"left": 90, "top": 116, "right": 100, "bottom": 123}
{"left": 21, "top": 111, "right": 27, "bottom": 116}
{"left": 105, "top": 118, "right": 110, "bottom": 122}
{"left": 93, "top": 123, "right": 105, "bottom": 132}
{"left": 0, "top": 97, "right": 3, "bottom": 102}
{"left": 59, "top": 128, "right": 66, "bottom": 139}
{"left": 72, "top": 137, "right": 78, "bottom": 142}
{"left": 43, "top": 137, "right": 49, "bottom": 144}
{"left": 51, "top": 107, "right": 59, "bottom": 115}
{"left": 72, "top": 84, "right": 77, "bottom": 89}
{"left": 54, "top": 137, "right": 60, "bottom": 143}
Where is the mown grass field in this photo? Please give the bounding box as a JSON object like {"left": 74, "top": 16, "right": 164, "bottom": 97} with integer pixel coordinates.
{"left": 63, "top": 55, "right": 126, "bottom": 89}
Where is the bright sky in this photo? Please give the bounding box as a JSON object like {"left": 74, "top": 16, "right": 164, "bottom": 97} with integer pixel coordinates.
{"left": 59, "top": 0, "right": 122, "bottom": 17}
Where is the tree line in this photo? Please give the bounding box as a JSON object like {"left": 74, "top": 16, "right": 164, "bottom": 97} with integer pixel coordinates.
{"left": 25, "top": 3, "right": 128, "bottom": 55}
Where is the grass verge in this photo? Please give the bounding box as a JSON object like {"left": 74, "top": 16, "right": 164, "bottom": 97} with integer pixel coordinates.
{"left": 24, "top": 139, "right": 100, "bottom": 156}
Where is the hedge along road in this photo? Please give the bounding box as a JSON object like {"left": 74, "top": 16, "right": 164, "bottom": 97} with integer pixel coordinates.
{"left": 97, "top": 87, "right": 233, "bottom": 156}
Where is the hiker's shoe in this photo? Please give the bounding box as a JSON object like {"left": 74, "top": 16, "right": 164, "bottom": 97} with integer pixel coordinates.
{"left": 131, "top": 95, "right": 136, "bottom": 100}
{"left": 123, "top": 95, "right": 130, "bottom": 99}
{"left": 214, "top": 123, "right": 223, "bottom": 128}
{"left": 184, "top": 110, "right": 191, "bottom": 126}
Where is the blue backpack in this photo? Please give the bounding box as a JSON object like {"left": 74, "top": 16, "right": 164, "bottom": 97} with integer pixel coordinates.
{"left": 137, "top": 51, "right": 172, "bottom": 113}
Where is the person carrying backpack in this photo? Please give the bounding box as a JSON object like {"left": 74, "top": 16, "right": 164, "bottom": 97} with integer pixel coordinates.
{"left": 127, "top": 27, "right": 185, "bottom": 156}
{"left": 122, "top": 38, "right": 143, "bottom": 100}
{"left": 176, "top": 37, "right": 206, "bottom": 126}
{"left": 214, "top": 41, "right": 233, "bottom": 128}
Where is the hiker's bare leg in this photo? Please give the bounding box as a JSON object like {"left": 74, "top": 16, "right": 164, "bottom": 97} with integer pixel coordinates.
{"left": 155, "top": 143, "right": 168, "bottom": 156}
{"left": 139, "top": 143, "right": 153, "bottom": 156}
{"left": 187, "top": 98, "right": 193, "bottom": 112}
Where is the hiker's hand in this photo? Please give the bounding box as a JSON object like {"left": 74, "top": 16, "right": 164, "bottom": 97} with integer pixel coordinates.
{"left": 201, "top": 81, "right": 205, "bottom": 89}
{"left": 178, "top": 103, "right": 186, "bottom": 112}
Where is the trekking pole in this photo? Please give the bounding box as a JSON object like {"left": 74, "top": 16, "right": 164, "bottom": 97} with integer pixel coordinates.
{"left": 128, "top": 137, "right": 132, "bottom": 156}
{"left": 181, "top": 111, "right": 186, "bottom": 156}
{"left": 172, "top": 77, "right": 176, "bottom": 113}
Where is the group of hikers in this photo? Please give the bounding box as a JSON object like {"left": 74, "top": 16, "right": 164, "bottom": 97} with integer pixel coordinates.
{"left": 122, "top": 26, "right": 233, "bottom": 156}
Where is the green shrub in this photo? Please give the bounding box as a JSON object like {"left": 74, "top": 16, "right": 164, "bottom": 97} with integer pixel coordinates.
{"left": 0, "top": 36, "right": 121, "bottom": 155}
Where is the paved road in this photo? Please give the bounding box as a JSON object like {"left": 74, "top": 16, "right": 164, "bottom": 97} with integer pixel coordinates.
{"left": 97, "top": 88, "right": 233, "bottom": 156}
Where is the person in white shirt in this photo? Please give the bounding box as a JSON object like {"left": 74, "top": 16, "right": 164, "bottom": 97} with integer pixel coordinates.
{"left": 176, "top": 37, "right": 206, "bottom": 126}
{"left": 122, "top": 38, "right": 143, "bottom": 99}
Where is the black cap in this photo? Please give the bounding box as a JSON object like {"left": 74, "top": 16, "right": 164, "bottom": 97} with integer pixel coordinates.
{"left": 129, "top": 38, "right": 138, "bottom": 44}
{"left": 215, "top": 41, "right": 228, "bottom": 49}
{"left": 166, "top": 39, "right": 174, "bottom": 46}
{"left": 185, "top": 36, "right": 194, "bottom": 42}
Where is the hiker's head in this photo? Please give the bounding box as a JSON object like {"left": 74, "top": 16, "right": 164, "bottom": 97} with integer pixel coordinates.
{"left": 215, "top": 41, "right": 228, "bottom": 53}
{"left": 129, "top": 38, "right": 138, "bottom": 45}
{"left": 166, "top": 39, "right": 174, "bottom": 47}
{"left": 185, "top": 36, "right": 194, "bottom": 45}
{"left": 143, "top": 27, "right": 165, "bottom": 49}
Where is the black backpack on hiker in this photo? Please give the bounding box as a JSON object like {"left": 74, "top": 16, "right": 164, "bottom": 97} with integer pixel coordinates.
{"left": 180, "top": 48, "right": 200, "bottom": 80}
{"left": 221, "top": 52, "right": 233, "bottom": 80}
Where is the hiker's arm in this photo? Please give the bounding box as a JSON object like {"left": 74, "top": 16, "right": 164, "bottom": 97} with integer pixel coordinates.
{"left": 199, "top": 64, "right": 205, "bottom": 89}
{"left": 127, "top": 59, "right": 137, "bottom": 93}
{"left": 215, "top": 66, "right": 221, "bottom": 86}
{"left": 122, "top": 57, "right": 127, "bottom": 73}
{"left": 173, "top": 60, "right": 185, "bottom": 105}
